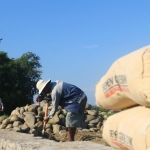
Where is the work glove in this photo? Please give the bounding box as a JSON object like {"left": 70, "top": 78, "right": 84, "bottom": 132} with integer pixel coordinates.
{"left": 36, "top": 94, "right": 43, "bottom": 102}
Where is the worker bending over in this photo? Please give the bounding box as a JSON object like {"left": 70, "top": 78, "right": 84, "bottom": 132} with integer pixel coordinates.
{"left": 36, "top": 79, "right": 87, "bottom": 141}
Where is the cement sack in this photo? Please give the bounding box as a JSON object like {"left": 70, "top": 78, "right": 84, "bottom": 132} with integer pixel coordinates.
{"left": 95, "top": 45, "right": 150, "bottom": 110}
{"left": 103, "top": 106, "right": 150, "bottom": 150}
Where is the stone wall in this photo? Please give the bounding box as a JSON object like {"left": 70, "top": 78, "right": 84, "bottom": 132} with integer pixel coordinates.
{"left": 0, "top": 100, "right": 109, "bottom": 138}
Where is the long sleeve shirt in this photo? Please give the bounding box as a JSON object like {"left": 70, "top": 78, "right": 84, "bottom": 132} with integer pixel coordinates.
{"left": 48, "top": 80, "right": 84, "bottom": 118}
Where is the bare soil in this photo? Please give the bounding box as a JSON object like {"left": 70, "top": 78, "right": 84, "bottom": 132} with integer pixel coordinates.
{"left": 50, "top": 130, "right": 109, "bottom": 146}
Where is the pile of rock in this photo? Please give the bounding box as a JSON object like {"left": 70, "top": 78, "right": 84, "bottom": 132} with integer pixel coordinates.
{"left": 0, "top": 101, "right": 108, "bottom": 138}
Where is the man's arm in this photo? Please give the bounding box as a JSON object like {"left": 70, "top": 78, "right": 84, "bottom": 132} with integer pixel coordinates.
{"left": 47, "top": 90, "right": 61, "bottom": 118}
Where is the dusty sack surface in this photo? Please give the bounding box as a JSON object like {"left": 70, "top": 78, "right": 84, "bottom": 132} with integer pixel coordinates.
{"left": 95, "top": 45, "right": 150, "bottom": 110}
{"left": 103, "top": 106, "right": 150, "bottom": 150}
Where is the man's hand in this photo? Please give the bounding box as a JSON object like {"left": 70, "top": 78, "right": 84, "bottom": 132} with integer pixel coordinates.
{"left": 44, "top": 116, "right": 49, "bottom": 121}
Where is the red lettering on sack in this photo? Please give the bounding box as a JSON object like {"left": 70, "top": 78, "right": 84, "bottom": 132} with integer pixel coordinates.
{"left": 112, "top": 140, "right": 133, "bottom": 150}
{"left": 104, "top": 86, "right": 130, "bottom": 98}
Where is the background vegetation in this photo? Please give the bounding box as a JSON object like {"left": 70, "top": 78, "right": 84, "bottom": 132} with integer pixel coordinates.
{"left": 0, "top": 51, "right": 42, "bottom": 114}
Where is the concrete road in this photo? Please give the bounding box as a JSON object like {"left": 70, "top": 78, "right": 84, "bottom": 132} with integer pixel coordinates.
{"left": 0, "top": 129, "right": 116, "bottom": 150}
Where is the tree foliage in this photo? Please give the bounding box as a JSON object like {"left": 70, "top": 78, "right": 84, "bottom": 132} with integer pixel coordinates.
{"left": 0, "top": 51, "right": 42, "bottom": 114}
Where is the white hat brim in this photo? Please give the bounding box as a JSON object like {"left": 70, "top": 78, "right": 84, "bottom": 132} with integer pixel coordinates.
{"left": 39, "top": 79, "right": 51, "bottom": 94}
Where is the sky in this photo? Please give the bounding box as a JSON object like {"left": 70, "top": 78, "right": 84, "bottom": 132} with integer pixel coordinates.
{"left": 0, "top": 1, "right": 150, "bottom": 105}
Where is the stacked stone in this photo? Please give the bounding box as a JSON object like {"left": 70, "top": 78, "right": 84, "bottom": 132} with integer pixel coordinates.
{"left": 0, "top": 101, "right": 107, "bottom": 138}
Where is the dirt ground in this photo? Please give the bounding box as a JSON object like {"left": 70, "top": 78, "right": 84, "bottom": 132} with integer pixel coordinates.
{"left": 49, "top": 130, "right": 109, "bottom": 146}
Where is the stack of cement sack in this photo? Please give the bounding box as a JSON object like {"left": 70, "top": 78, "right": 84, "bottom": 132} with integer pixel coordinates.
{"left": 95, "top": 45, "right": 150, "bottom": 150}
{"left": 0, "top": 100, "right": 105, "bottom": 138}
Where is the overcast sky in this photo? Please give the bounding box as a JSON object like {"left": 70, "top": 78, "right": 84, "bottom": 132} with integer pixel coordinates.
{"left": 1, "top": 1, "right": 150, "bottom": 105}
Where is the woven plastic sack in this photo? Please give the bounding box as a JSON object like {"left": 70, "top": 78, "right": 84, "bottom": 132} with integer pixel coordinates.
{"left": 95, "top": 45, "right": 150, "bottom": 110}
{"left": 103, "top": 106, "right": 150, "bottom": 150}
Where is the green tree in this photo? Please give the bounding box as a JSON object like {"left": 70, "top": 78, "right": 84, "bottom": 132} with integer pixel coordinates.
{"left": 0, "top": 51, "right": 42, "bottom": 114}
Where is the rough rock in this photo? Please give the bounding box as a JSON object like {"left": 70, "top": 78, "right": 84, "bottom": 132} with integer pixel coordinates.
{"left": 0, "top": 101, "right": 109, "bottom": 142}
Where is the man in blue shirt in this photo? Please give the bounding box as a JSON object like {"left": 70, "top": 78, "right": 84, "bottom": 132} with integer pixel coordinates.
{"left": 36, "top": 79, "right": 87, "bottom": 141}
